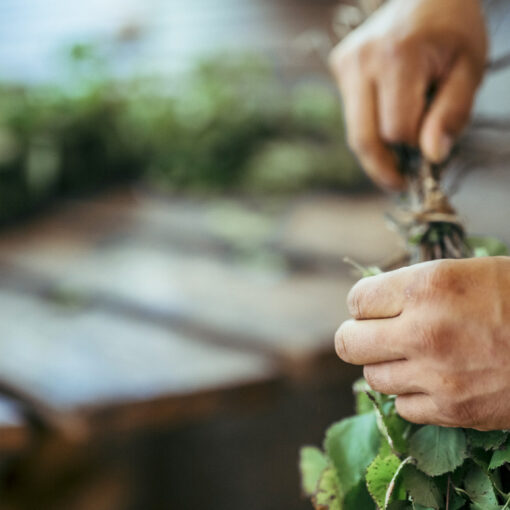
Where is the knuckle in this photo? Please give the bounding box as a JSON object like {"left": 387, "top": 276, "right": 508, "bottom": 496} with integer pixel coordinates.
{"left": 418, "top": 260, "right": 471, "bottom": 304}
{"left": 381, "top": 119, "right": 417, "bottom": 145}
{"left": 356, "top": 41, "right": 377, "bottom": 67}
{"left": 347, "top": 132, "right": 377, "bottom": 157}
{"left": 328, "top": 48, "right": 345, "bottom": 80}
{"left": 364, "top": 365, "right": 387, "bottom": 394}
{"left": 394, "top": 396, "right": 428, "bottom": 424}
{"left": 438, "top": 372, "right": 465, "bottom": 400}
{"left": 394, "top": 396, "right": 410, "bottom": 419}
{"left": 411, "top": 319, "right": 441, "bottom": 356}
{"left": 330, "top": 41, "right": 377, "bottom": 80}
{"left": 382, "top": 37, "right": 411, "bottom": 61}
{"left": 441, "top": 398, "right": 477, "bottom": 427}
{"left": 347, "top": 284, "right": 363, "bottom": 318}
{"left": 334, "top": 323, "right": 350, "bottom": 362}
{"left": 381, "top": 124, "right": 404, "bottom": 145}
{"left": 414, "top": 318, "right": 454, "bottom": 358}
{"left": 424, "top": 262, "right": 449, "bottom": 291}
{"left": 419, "top": 260, "right": 456, "bottom": 296}
{"left": 433, "top": 376, "right": 482, "bottom": 427}
{"left": 328, "top": 46, "right": 350, "bottom": 78}
{"left": 395, "top": 397, "right": 436, "bottom": 426}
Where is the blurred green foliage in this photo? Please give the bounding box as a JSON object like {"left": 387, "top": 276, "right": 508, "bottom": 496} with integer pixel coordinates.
{"left": 0, "top": 47, "right": 366, "bottom": 224}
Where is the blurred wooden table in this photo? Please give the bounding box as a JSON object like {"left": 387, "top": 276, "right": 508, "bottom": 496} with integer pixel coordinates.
{"left": 0, "top": 188, "right": 399, "bottom": 509}
{"left": 0, "top": 177, "right": 509, "bottom": 509}
{"left": 0, "top": 189, "right": 400, "bottom": 398}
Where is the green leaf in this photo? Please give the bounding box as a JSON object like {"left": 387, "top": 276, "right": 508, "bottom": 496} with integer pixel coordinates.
{"left": 450, "top": 462, "right": 469, "bottom": 487}
{"left": 344, "top": 479, "right": 376, "bottom": 510}
{"left": 343, "top": 258, "right": 382, "bottom": 278}
{"left": 402, "top": 465, "right": 442, "bottom": 509}
{"left": 471, "top": 447, "right": 493, "bottom": 471}
{"left": 378, "top": 439, "right": 395, "bottom": 459}
{"left": 467, "top": 236, "right": 509, "bottom": 257}
{"left": 364, "top": 266, "right": 383, "bottom": 277}
{"left": 380, "top": 407, "right": 411, "bottom": 455}
{"left": 489, "top": 437, "right": 510, "bottom": 470}
{"left": 356, "top": 391, "right": 374, "bottom": 415}
{"left": 366, "top": 454, "right": 402, "bottom": 509}
{"left": 470, "top": 504, "right": 492, "bottom": 510}
{"left": 407, "top": 232, "right": 424, "bottom": 247}
{"left": 314, "top": 466, "right": 343, "bottom": 510}
{"left": 466, "top": 429, "right": 508, "bottom": 451}
{"left": 353, "top": 378, "right": 371, "bottom": 394}
{"left": 300, "top": 446, "right": 329, "bottom": 496}
{"left": 325, "top": 413, "right": 380, "bottom": 494}
{"left": 353, "top": 379, "right": 375, "bottom": 415}
{"left": 464, "top": 463, "right": 499, "bottom": 509}
{"left": 387, "top": 502, "right": 413, "bottom": 509}
{"left": 364, "top": 388, "right": 410, "bottom": 454}
{"left": 409, "top": 426, "right": 467, "bottom": 476}
{"left": 449, "top": 492, "right": 467, "bottom": 510}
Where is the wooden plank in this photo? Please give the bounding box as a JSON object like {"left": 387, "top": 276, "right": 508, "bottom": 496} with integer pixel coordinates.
{"left": 0, "top": 191, "right": 400, "bottom": 366}
{"left": 91, "top": 191, "right": 401, "bottom": 268}
{"left": 0, "top": 291, "right": 277, "bottom": 431}
{"left": 0, "top": 233, "right": 352, "bottom": 363}
{"left": 0, "top": 397, "right": 28, "bottom": 452}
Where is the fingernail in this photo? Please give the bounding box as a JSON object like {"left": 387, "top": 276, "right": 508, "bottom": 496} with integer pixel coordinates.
{"left": 437, "top": 134, "right": 454, "bottom": 162}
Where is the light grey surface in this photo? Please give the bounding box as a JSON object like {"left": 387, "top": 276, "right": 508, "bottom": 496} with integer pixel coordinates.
{"left": 475, "top": 0, "right": 510, "bottom": 117}
{"left": 0, "top": 0, "right": 337, "bottom": 83}
{"left": 0, "top": 192, "right": 400, "bottom": 361}
{"left": 0, "top": 290, "right": 275, "bottom": 410}
{"left": 446, "top": 0, "right": 510, "bottom": 242}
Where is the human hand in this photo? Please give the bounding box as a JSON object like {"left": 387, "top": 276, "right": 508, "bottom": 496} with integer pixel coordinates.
{"left": 329, "top": 0, "right": 488, "bottom": 190}
{"left": 335, "top": 257, "right": 510, "bottom": 430}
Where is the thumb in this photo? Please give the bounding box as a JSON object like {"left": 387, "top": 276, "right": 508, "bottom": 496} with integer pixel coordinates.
{"left": 420, "top": 56, "right": 482, "bottom": 163}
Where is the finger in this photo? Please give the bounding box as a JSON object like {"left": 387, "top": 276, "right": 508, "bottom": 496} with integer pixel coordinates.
{"left": 395, "top": 394, "right": 440, "bottom": 425}
{"left": 340, "top": 75, "right": 405, "bottom": 190}
{"left": 335, "top": 317, "right": 406, "bottom": 365}
{"left": 420, "top": 56, "right": 482, "bottom": 163}
{"left": 347, "top": 266, "right": 411, "bottom": 320}
{"left": 363, "top": 360, "right": 424, "bottom": 395}
{"left": 377, "top": 56, "right": 427, "bottom": 146}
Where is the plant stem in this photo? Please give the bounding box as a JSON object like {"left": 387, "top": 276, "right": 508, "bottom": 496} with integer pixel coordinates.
{"left": 384, "top": 456, "right": 413, "bottom": 509}
{"left": 446, "top": 473, "right": 451, "bottom": 510}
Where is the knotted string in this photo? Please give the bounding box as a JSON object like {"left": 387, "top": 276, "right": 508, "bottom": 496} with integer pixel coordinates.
{"left": 389, "top": 147, "right": 470, "bottom": 263}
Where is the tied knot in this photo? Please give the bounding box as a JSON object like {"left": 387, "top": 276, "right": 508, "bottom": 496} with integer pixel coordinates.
{"left": 408, "top": 160, "right": 461, "bottom": 228}
{"left": 413, "top": 175, "right": 461, "bottom": 226}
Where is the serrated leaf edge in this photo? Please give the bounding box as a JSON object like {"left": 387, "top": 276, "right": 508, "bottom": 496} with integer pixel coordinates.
{"left": 384, "top": 457, "right": 413, "bottom": 509}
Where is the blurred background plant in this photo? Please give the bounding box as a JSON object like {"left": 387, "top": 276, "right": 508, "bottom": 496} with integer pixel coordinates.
{"left": 0, "top": 43, "right": 367, "bottom": 225}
